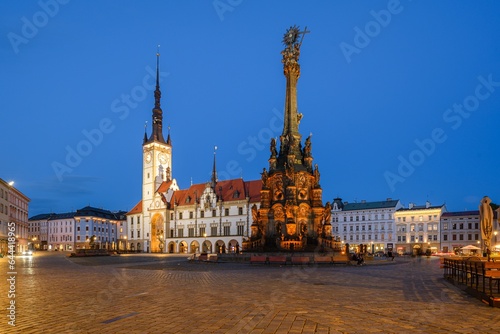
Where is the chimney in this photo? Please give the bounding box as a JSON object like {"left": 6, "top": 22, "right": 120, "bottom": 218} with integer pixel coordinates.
{"left": 409, "top": 202, "right": 414, "bottom": 209}
{"left": 426, "top": 201, "right": 431, "bottom": 208}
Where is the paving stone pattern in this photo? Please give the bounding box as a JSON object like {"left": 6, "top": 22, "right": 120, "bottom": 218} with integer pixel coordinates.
{"left": 1, "top": 253, "right": 499, "bottom": 333}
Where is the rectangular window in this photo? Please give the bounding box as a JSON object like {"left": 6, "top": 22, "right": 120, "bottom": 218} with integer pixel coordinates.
{"left": 211, "top": 226, "right": 217, "bottom": 236}
{"left": 199, "top": 227, "right": 206, "bottom": 236}
{"left": 225, "top": 208, "right": 229, "bottom": 216}
{"left": 238, "top": 207, "right": 243, "bottom": 215}
{"left": 223, "top": 226, "right": 230, "bottom": 236}
{"left": 131, "top": 230, "right": 134, "bottom": 238}
{"left": 459, "top": 234, "right": 464, "bottom": 240}
{"left": 178, "top": 229, "right": 183, "bottom": 237}
{"left": 170, "top": 229, "right": 174, "bottom": 238}
{"left": 179, "top": 212, "right": 183, "bottom": 219}
{"left": 237, "top": 225, "right": 244, "bottom": 235}
{"left": 350, "top": 226, "right": 353, "bottom": 231}
{"left": 188, "top": 228, "right": 194, "bottom": 237}
{"left": 468, "top": 234, "right": 472, "bottom": 240}
{"left": 362, "top": 216, "right": 365, "bottom": 221}
{"left": 189, "top": 212, "right": 193, "bottom": 219}
{"left": 170, "top": 213, "right": 174, "bottom": 220}
{"left": 343, "top": 226, "right": 347, "bottom": 232}
{"left": 137, "top": 230, "right": 140, "bottom": 238}
{"left": 459, "top": 223, "right": 464, "bottom": 229}
{"left": 433, "top": 235, "right": 437, "bottom": 241}
{"left": 356, "top": 216, "right": 359, "bottom": 221}
{"left": 344, "top": 217, "right": 347, "bottom": 222}
{"left": 443, "top": 234, "right": 447, "bottom": 241}
{"left": 475, "top": 223, "right": 479, "bottom": 229}
{"left": 200, "top": 211, "right": 205, "bottom": 218}
{"left": 452, "top": 234, "right": 456, "bottom": 241}
{"left": 213, "top": 210, "right": 217, "bottom": 217}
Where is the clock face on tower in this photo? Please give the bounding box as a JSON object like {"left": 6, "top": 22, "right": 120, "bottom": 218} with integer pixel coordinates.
{"left": 158, "top": 153, "right": 168, "bottom": 164}
{"left": 145, "top": 152, "right": 152, "bottom": 163}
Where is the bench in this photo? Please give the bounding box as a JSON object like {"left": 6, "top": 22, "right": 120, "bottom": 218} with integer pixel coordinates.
{"left": 250, "top": 255, "right": 267, "bottom": 264}
{"left": 484, "top": 262, "right": 500, "bottom": 295}
{"left": 291, "top": 256, "right": 311, "bottom": 265}
{"left": 268, "top": 256, "right": 287, "bottom": 265}
{"left": 314, "top": 256, "right": 332, "bottom": 264}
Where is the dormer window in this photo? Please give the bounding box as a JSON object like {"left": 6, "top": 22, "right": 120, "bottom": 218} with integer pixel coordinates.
{"left": 233, "top": 190, "right": 240, "bottom": 199}
{"left": 186, "top": 196, "right": 191, "bottom": 204}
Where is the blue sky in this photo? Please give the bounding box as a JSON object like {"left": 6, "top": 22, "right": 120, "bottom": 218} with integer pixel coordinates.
{"left": 1, "top": 0, "right": 499, "bottom": 216}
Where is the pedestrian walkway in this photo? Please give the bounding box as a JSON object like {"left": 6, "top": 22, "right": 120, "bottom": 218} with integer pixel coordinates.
{"left": 1, "top": 252, "right": 499, "bottom": 333}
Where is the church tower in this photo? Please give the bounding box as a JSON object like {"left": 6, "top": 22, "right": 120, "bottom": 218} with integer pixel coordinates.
{"left": 142, "top": 49, "right": 174, "bottom": 253}
{"left": 254, "top": 26, "right": 331, "bottom": 250}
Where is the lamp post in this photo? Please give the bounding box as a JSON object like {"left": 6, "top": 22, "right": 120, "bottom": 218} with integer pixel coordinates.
{"left": 203, "top": 233, "right": 207, "bottom": 253}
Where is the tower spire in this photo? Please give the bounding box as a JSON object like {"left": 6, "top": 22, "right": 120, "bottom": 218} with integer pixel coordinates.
{"left": 143, "top": 121, "right": 148, "bottom": 144}
{"left": 211, "top": 146, "right": 218, "bottom": 188}
{"left": 146, "top": 45, "right": 167, "bottom": 144}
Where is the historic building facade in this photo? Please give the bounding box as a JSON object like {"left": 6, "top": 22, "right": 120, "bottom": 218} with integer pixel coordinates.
{"left": 331, "top": 198, "right": 403, "bottom": 254}
{"left": 394, "top": 202, "right": 446, "bottom": 255}
{"left": 440, "top": 211, "right": 480, "bottom": 254}
{"left": 28, "top": 206, "right": 126, "bottom": 251}
{"left": 0, "top": 178, "right": 30, "bottom": 254}
{"left": 126, "top": 52, "right": 261, "bottom": 254}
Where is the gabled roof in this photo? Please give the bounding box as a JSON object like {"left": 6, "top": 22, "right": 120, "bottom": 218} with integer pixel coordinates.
{"left": 397, "top": 204, "right": 445, "bottom": 212}
{"left": 167, "top": 178, "right": 261, "bottom": 207}
{"left": 441, "top": 210, "right": 479, "bottom": 217}
{"left": 127, "top": 200, "right": 142, "bottom": 215}
{"left": 342, "top": 200, "right": 401, "bottom": 211}
{"left": 245, "top": 180, "right": 261, "bottom": 203}
{"left": 48, "top": 212, "right": 76, "bottom": 220}
{"left": 171, "top": 183, "right": 206, "bottom": 206}
{"left": 157, "top": 180, "right": 174, "bottom": 193}
{"left": 29, "top": 213, "right": 55, "bottom": 221}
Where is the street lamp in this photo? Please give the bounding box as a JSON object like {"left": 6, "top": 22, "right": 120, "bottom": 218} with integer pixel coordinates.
{"left": 203, "top": 233, "right": 207, "bottom": 253}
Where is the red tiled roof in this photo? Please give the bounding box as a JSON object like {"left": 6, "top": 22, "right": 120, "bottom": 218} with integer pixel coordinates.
{"left": 171, "top": 183, "right": 206, "bottom": 207}
{"left": 245, "top": 180, "right": 262, "bottom": 203}
{"left": 169, "top": 179, "right": 261, "bottom": 207}
{"left": 156, "top": 180, "right": 173, "bottom": 193}
{"left": 127, "top": 200, "right": 142, "bottom": 215}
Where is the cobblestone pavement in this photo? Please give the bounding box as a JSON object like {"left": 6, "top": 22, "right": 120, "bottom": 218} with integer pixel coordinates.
{"left": 1, "top": 252, "right": 500, "bottom": 333}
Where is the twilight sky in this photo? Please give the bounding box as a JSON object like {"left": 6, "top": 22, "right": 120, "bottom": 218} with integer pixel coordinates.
{"left": 1, "top": 0, "right": 500, "bottom": 217}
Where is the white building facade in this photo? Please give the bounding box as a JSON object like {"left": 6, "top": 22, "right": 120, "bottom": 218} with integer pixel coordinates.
{"left": 0, "top": 178, "right": 30, "bottom": 254}
{"left": 440, "top": 211, "right": 480, "bottom": 254}
{"left": 394, "top": 202, "right": 446, "bottom": 255}
{"left": 126, "top": 54, "right": 261, "bottom": 254}
{"left": 74, "top": 206, "right": 126, "bottom": 250}
{"left": 331, "top": 198, "right": 402, "bottom": 254}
